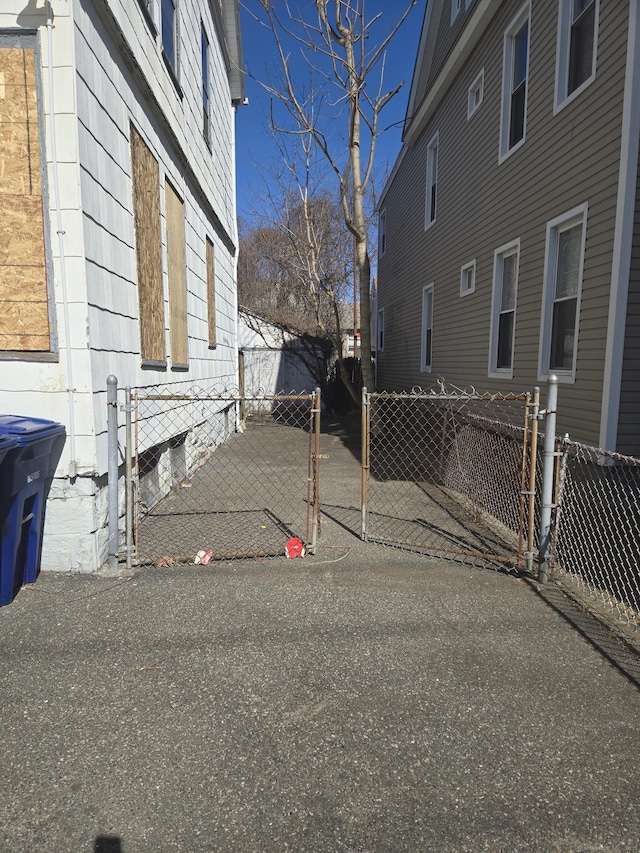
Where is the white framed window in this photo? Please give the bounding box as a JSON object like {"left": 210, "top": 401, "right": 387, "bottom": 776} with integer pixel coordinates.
{"left": 377, "top": 308, "right": 385, "bottom": 353}
{"left": 555, "top": 0, "right": 599, "bottom": 112}
{"left": 539, "top": 204, "right": 588, "bottom": 382}
{"left": 451, "top": 0, "right": 462, "bottom": 25}
{"left": 489, "top": 240, "right": 520, "bottom": 378}
{"left": 425, "top": 132, "right": 439, "bottom": 230}
{"left": 460, "top": 260, "right": 476, "bottom": 297}
{"left": 467, "top": 69, "right": 484, "bottom": 119}
{"left": 421, "top": 284, "right": 434, "bottom": 372}
{"left": 379, "top": 209, "right": 386, "bottom": 257}
{"left": 499, "top": 3, "right": 530, "bottom": 161}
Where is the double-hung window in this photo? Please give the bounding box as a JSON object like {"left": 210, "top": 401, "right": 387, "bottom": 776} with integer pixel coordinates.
{"left": 489, "top": 240, "right": 520, "bottom": 378}
{"left": 555, "top": 0, "right": 598, "bottom": 110}
{"left": 500, "top": 4, "right": 530, "bottom": 160}
{"left": 467, "top": 69, "right": 484, "bottom": 120}
{"left": 451, "top": 0, "right": 462, "bottom": 25}
{"left": 425, "top": 133, "right": 439, "bottom": 230}
{"left": 539, "top": 205, "right": 587, "bottom": 380}
{"left": 421, "top": 284, "right": 434, "bottom": 372}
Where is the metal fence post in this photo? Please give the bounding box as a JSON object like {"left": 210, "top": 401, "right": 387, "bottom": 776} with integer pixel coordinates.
{"left": 309, "top": 387, "right": 321, "bottom": 555}
{"left": 538, "top": 375, "right": 558, "bottom": 583}
{"left": 107, "top": 375, "right": 119, "bottom": 572}
{"left": 361, "top": 386, "right": 369, "bottom": 540}
{"left": 124, "top": 387, "right": 134, "bottom": 570}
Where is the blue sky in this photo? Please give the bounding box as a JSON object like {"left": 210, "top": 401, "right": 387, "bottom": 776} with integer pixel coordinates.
{"left": 234, "top": 1, "right": 427, "bottom": 222}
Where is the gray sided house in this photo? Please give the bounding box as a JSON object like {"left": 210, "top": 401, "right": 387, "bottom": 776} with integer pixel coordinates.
{"left": 0, "top": 0, "right": 244, "bottom": 571}
{"left": 376, "top": 0, "right": 640, "bottom": 454}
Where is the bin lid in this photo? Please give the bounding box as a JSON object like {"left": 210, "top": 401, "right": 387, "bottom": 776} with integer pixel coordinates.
{"left": 0, "top": 415, "right": 66, "bottom": 445}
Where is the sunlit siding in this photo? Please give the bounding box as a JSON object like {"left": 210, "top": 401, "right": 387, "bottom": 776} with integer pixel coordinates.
{"left": 377, "top": 0, "right": 629, "bottom": 447}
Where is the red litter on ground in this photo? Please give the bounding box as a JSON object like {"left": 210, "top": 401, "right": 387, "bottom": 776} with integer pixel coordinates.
{"left": 194, "top": 549, "right": 213, "bottom": 565}
{"left": 285, "top": 537, "right": 305, "bottom": 559}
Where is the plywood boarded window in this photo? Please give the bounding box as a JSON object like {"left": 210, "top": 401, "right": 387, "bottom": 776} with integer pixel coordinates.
{"left": 0, "top": 44, "right": 51, "bottom": 352}
{"left": 206, "top": 236, "right": 216, "bottom": 346}
{"left": 130, "top": 125, "right": 165, "bottom": 363}
{"left": 165, "top": 180, "right": 188, "bottom": 367}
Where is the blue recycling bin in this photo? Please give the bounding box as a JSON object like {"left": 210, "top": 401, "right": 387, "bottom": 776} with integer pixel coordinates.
{"left": 0, "top": 416, "right": 66, "bottom": 606}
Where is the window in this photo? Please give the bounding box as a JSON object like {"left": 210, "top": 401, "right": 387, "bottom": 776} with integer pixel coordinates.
{"left": 379, "top": 209, "right": 386, "bottom": 256}
{"left": 425, "top": 133, "right": 438, "bottom": 230}
{"left": 0, "top": 36, "right": 52, "bottom": 354}
{"left": 451, "top": 0, "right": 462, "bottom": 24}
{"left": 161, "top": 0, "right": 178, "bottom": 76}
{"left": 467, "top": 69, "right": 484, "bottom": 119}
{"left": 201, "top": 25, "right": 210, "bottom": 144}
{"left": 460, "top": 260, "right": 476, "bottom": 297}
{"left": 421, "top": 284, "right": 434, "bottom": 372}
{"left": 206, "top": 237, "right": 217, "bottom": 347}
{"left": 500, "top": 4, "right": 530, "bottom": 160}
{"left": 489, "top": 240, "right": 520, "bottom": 377}
{"left": 539, "top": 205, "right": 587, "bottom": 380}
{"left": 377, "top": 308, "right": 384, "bottom": 353}
{"left": 555, "top": 0, "right": 598, "bottom": 110}
{"left": 165, "top": 180, "right": 188, "bottom": 368}
{"left": 130, "top": 125, "right": 165, "bottom": 365}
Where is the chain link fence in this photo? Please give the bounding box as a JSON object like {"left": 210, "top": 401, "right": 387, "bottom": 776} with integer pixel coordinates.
{"left": 129, "top": 385, "right": 320, "bottom": 565}
{"left": 552, "top": 440, "right": 640, "bottom": 632}
{"left": 362, "top": 385, "right": 537, "bottom": 569}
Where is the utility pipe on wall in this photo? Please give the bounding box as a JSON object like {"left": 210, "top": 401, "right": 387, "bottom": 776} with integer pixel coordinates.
{"left": 47, "top": 2, "right": 78, "bottom": 478}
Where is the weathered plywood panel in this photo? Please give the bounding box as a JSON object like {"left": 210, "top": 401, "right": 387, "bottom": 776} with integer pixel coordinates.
{"left": 165, "top": 180, "right": 188, "bottom": 366}
{"left": 0, "top": 46, "right": 49, "bottom": 352}
{"left": 206, "top": 236, "right": 216, "bottom": 346}
{"left": 130, "top": 124, "right": 164, "bottom": 363}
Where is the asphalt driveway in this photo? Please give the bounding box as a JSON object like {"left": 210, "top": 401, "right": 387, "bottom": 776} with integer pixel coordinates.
{"left": 0, "top": 542, "right": 638, "bottom": 852}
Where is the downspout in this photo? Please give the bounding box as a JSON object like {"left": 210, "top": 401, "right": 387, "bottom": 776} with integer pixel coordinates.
{"left": 46, "top": 3, "right": 78, "bottom": 478}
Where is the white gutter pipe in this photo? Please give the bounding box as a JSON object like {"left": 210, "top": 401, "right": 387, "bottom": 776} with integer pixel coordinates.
{"left": 46, "top": 2, "right": 77, "bottom": 478}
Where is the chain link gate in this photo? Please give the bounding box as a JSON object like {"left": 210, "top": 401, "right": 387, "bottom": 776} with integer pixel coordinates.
{"left": 126, "top": 386, "right": 320, "bottom": 565}
{"left": 361, "top": 385, "right": 539, "bottom": 569}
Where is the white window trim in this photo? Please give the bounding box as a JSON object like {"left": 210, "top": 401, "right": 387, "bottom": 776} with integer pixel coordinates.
{"left": 421, "top": 284, "right": 434, "bottom": 372}
{"left": 467, "top": 68, "right": 484, "bottom": 119}
{"left": 460, "top": 259, "right": 476, "bottom": 297}
{"left": 377, "top": 308, "right": 385, "bottom": 353}
{"left": 379, "top": 208, "right": 387, "bottom": 257}
{"left": 554, "top": 0, "right": 600, "bottom": 114}
{"left": 451, "top": 0, "right": 462, "bottom": 25}
{"left": 538, "top": 203, "right": 588, "bottom": 383}
{"left": 498, "top": 2, "right": 531, "bottom": 164}
{"left": 488, "top": 239, "right": 520, "bottom": 379}
{"left": 424, "top": 131, "right": 439, "bottom": 232}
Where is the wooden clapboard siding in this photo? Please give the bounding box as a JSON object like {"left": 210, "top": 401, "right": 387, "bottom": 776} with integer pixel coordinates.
{"left": 165, "top": 180, "right": 188, "bottom": 367}
{"left": 377, "top": 0, "right": 629, "bottom": 448}
{"left": 130, "top": 124, "right": 165, "bottom": 364}
{"left": 206, "top": 236, "right": 217, "bottom": 346}
{"left": 0, "top": 46, "right": 50, "bottom": 351}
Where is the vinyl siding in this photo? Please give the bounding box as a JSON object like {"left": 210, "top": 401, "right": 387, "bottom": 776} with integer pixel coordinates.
{"left": 378, "top": 0, "right": 628, "bottom": 448}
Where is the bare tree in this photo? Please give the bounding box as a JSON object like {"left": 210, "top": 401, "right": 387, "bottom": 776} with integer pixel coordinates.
{"left": 248, "top": 0, "right": 418, "bottom": 393}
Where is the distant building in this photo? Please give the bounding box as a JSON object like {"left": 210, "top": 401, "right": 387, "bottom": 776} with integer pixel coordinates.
{"left": 0, "top": 0, "right": 244, "bottom": 570}
{"left": 377, "top": 0, "right": 640, "bottom": 454}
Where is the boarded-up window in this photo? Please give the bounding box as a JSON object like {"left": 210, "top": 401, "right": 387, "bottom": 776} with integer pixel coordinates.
{"left": 0, "top": 43, "right": 50, "bottom": 352}
{"left": 130, "top": 125, "right": 165, "bottom": 363}
{"left": 165, "top": 180, "right": 188, "bottom": 366}
{"left": 206, "top": 236, "right": 216, "bottom": 346}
